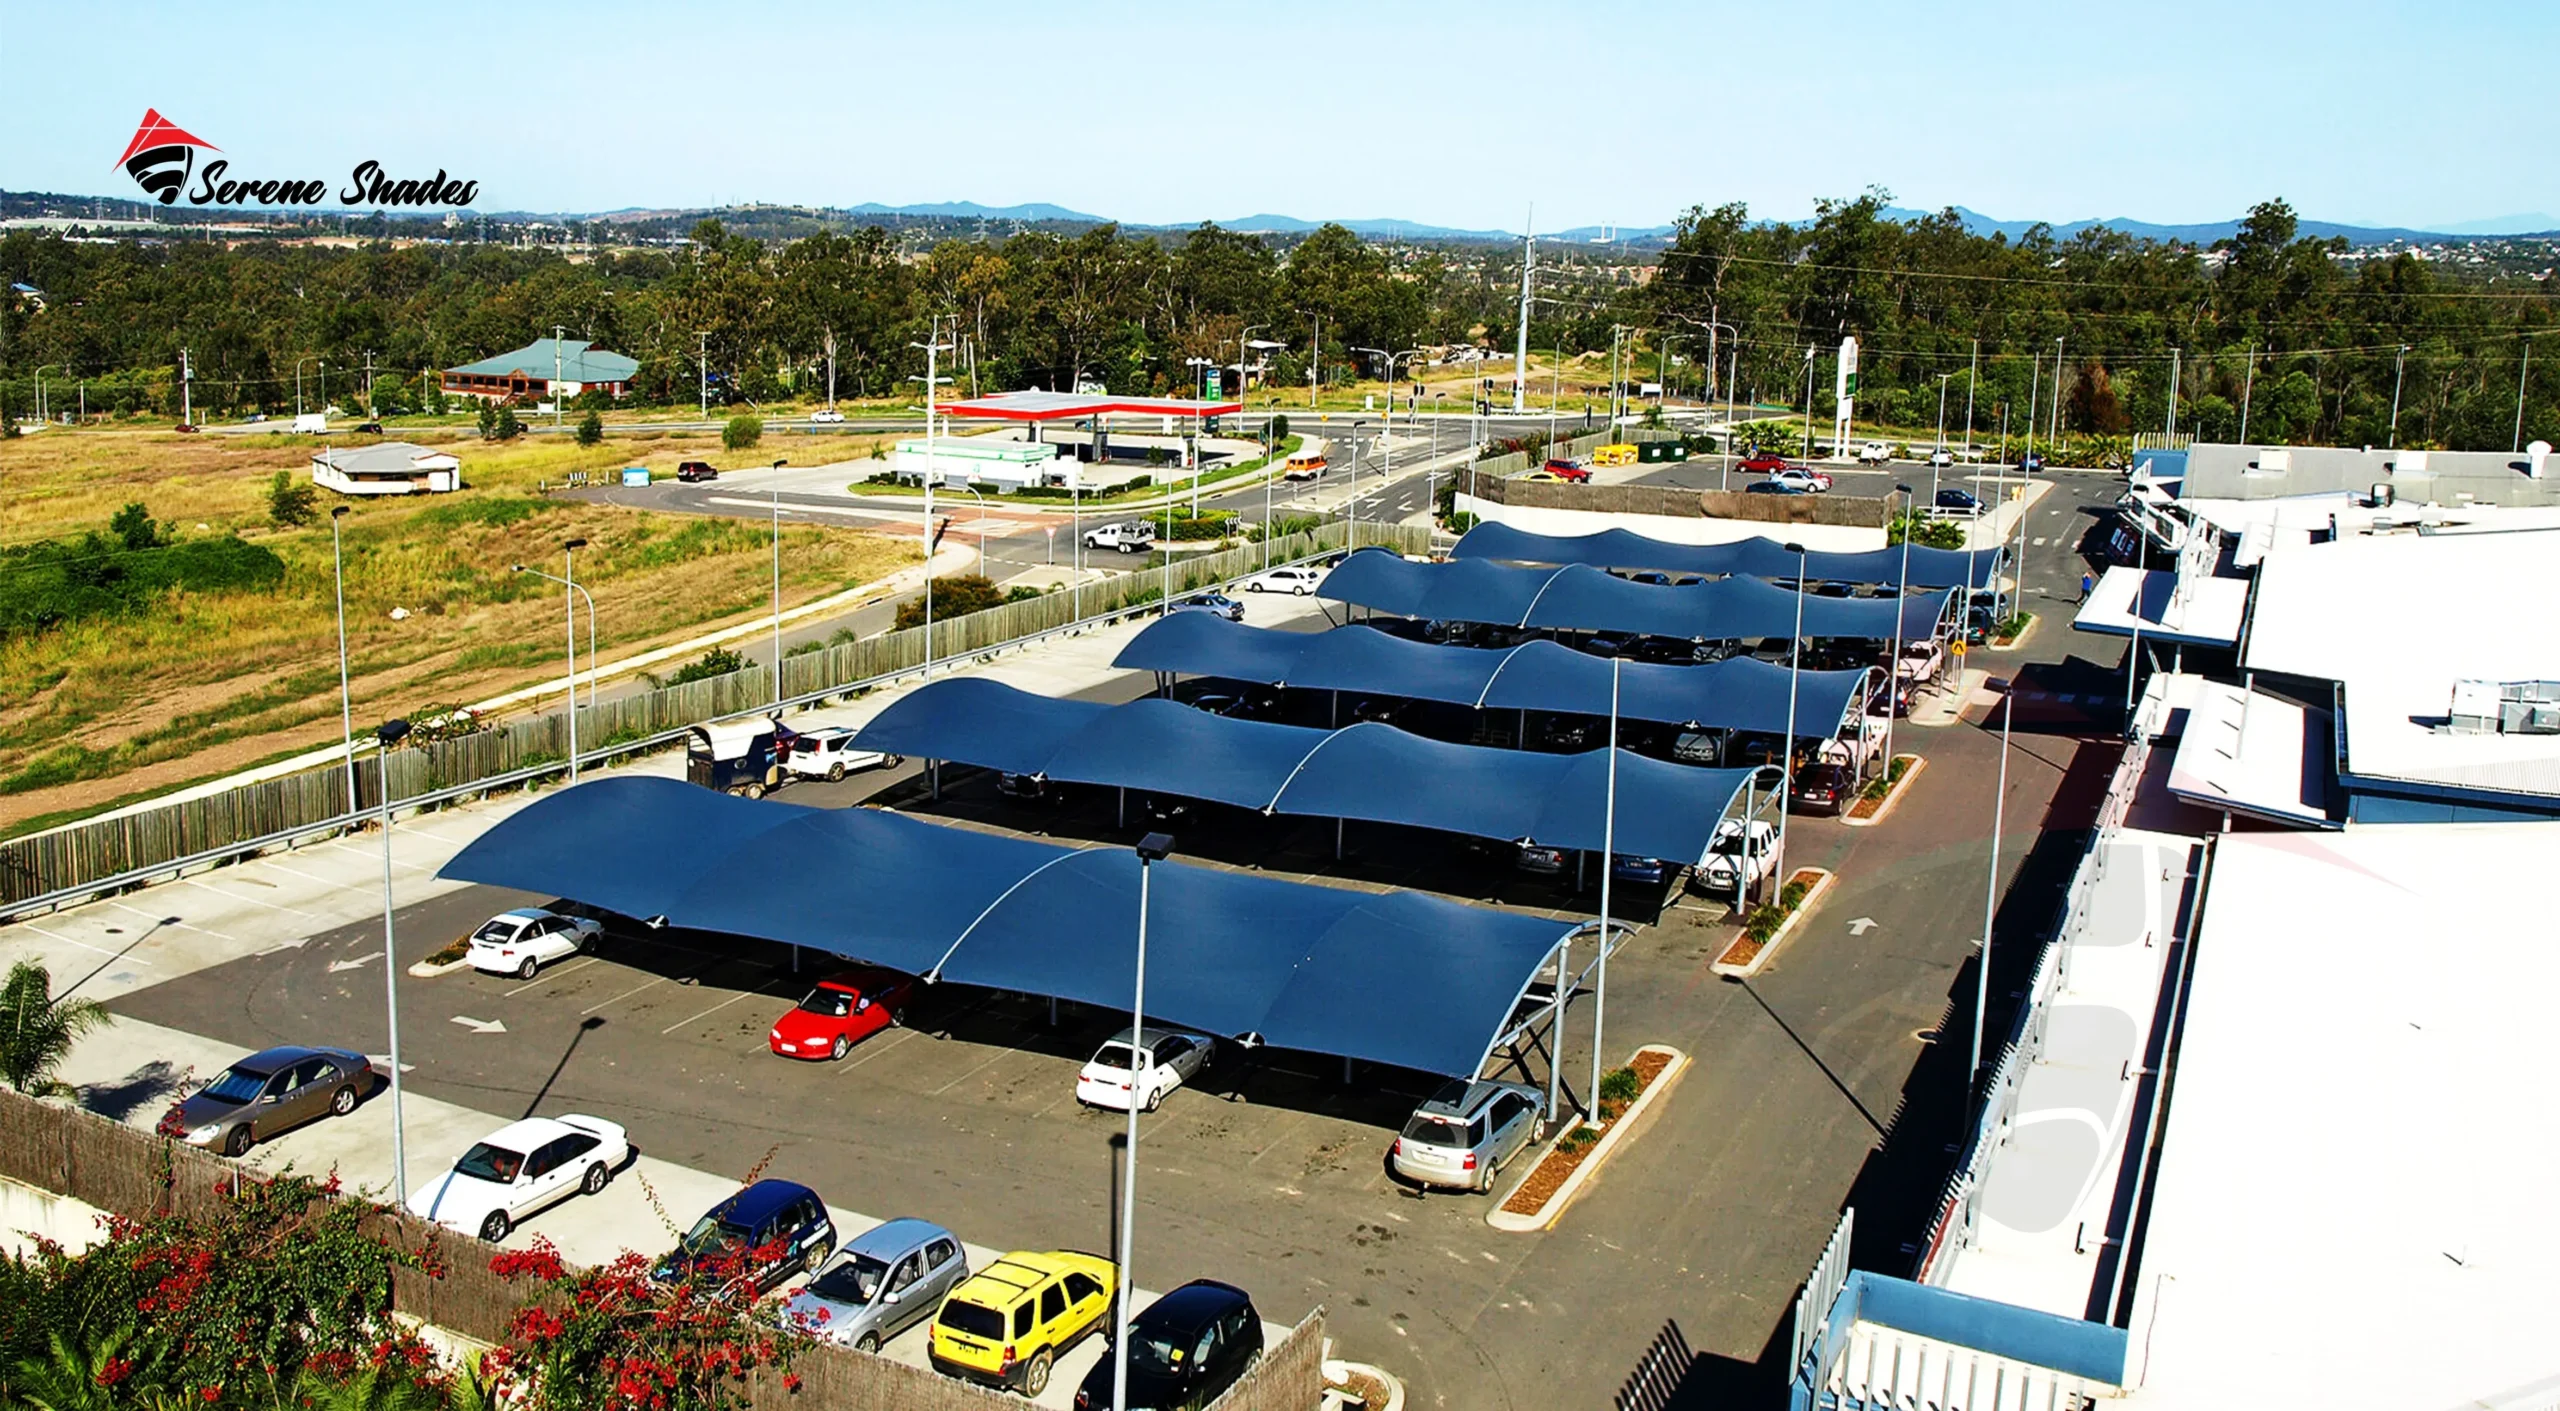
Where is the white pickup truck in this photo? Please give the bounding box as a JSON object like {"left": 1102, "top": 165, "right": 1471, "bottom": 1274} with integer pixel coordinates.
{"left": 1083, "top": 521, "right": 1157, "bottom": 553}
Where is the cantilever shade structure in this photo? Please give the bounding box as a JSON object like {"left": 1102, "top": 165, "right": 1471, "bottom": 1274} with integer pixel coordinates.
{"left": 853, "top": 678, "right": 1759, "bottom": 864}
{"left": 1320, "top": 552, "right": 1957, "bottom": 642}
{"left": 438, "top": 777, "right": 1569, "bottom": 1078}
{"left": 1453, "top": 521, "right": 2002, "bottom": 592}
{"left": 1114, "top": 615, "right": 1874, "bottom": 740}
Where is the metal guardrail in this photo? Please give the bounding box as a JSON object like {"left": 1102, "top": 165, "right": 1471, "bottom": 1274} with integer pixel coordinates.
{"left": 0, "top": 532, "right": 1419, "bottom": 925}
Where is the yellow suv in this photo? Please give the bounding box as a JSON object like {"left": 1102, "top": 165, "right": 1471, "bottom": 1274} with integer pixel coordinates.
{"left": 928, "top": 1249, "right": 1116, "bottom": 1396}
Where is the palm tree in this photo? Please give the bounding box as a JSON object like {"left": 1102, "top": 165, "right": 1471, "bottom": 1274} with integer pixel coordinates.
{"left": 10, "top": 1330, "right": 156, "bottom": 1411}
{"left": 0, "top": 960, "right": 109, "bottom": 1096}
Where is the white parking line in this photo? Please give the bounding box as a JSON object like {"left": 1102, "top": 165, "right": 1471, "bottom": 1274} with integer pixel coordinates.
{"left": 928, "top": 1045, "right": 1017, "bottom": 1096}
{"left": 505, "top": 956, "right": 600, "bottom": 996}
{"left": 321, "top": 840, "right": 437, "bottom": 873}
{"left": 19, "top": 922, "right": 151, "bottom": 963}
{"left": 180, "top": 877, "right": 320, "bottom": 917}
{"left": 834, "top": 1025, "right": 919, "bottom": 1072}
{"left": 660, "top": 988, "right": 760, "bottom": 1036}
{"left": 580, "top": 973, "right": 679, "bottom": 1015}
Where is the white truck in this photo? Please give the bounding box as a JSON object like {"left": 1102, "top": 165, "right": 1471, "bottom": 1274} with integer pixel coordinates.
{"left": 1083, "top": 521, "right": 1156, "bottom": 554}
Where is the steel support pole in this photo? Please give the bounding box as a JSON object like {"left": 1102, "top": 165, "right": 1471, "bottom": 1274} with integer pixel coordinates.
{"left": 378, "top": 765, "right": 409, "bottom": 1204}
{"left": 332, "top": 512, "right": 357, "bottom": 816}
{"left": 1777, "top": 549, "right": 1806, "bottom": 887}
{"left": 1110, "top": 853, "right": 1153, "bottom": 1411}
{"left": 1970, "top": 690, "right": 2013, "bottom": 1087}
{"left": 1589, "top": 658, "right": 1620, "bottom": 1104}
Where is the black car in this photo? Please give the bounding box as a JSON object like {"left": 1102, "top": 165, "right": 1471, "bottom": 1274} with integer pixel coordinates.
{"left": 655, "top": 1179, "right": 835, "bottom": 1295}
{"left": 353, "top": 420, "right": 385, "bottom": 435}
{"left": 1073, "top": 1279, "right": 1263, "bottom": 1410}
{"left": 675, "top": 460, "right": 720, "bottom": 483}
{"left": 1792, "top": 761, "right": 1854, "bottom": 816}
{"left": 1628, "top": 571, "right": 1672, "bottom": 586}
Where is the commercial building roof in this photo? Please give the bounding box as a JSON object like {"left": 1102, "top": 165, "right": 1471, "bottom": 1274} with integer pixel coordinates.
{"left": 850, "top": 677, "right": 1760, "bottom": 864}
{"left": 2175, "top": 441, "right": 2560, "bottom": 508}
{"left": 2162, "top": 681, "right": 2336, "bottom": 827}
{"left": 1321, "top": 552, "right": 1956, "bottom": 642}
{"left": 2242, "top": 528, "right": 2560, "bottom": 805}
{"left": 446, "top": 337, "right": 639, "bottom": 384}
{"left": 438, "top": 776, "right": 1574, "bottom": 1078}
{"left": 1114, "top": 614, "right": 1874, "bottom": 739}
{"left": 2121, "top": 821, "right": 2560, "bottom": 1410}
{"left": 937, "top": 391, "right": 1243, "bottom": 422}
{"left": 1452, "top": 521, "right": 2002, "bottom": 591}
{"left": 310, "top": 441, "right": 459, "bottom": 474}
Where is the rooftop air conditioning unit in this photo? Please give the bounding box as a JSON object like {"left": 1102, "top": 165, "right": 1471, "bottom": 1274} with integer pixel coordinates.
{"left": 2394, "top": 450, "right": 2430, "bottom": 475}
{"left": 2529, "top": 440, "right": 2552, "bottom": 480}
{"left": 2369, "top": 481, "right": 2394, "bottom": 507}
{"left": 2448, "top": 680, "right": 2560, "bottom": 736}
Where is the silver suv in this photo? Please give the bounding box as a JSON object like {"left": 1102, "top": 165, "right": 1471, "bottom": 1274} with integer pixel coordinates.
{"left": 1392, "top": 1079, "right": 1546, "bottom": 1193}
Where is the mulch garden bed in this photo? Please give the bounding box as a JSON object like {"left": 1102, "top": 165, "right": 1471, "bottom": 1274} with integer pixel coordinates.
{"left": 1714, "top": 869, "right": 1825, "bottom": 969}
{"left": 1498, "top": 1049, "right": 1674, "bottom": 1216}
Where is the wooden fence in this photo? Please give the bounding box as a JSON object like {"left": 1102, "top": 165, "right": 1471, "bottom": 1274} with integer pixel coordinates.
{"left": 0, "top": 521, "right": 1431, "bottom": 912}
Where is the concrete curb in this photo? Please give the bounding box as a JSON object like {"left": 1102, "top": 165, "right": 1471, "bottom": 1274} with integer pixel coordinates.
{"left": 405, "top": 955, "right": 475, "bottom": 979}
{"left": 1842, "top": 755, "right": 1928, "bottom": 829}
{"left": 1908, "top": 668, "right": 1989, "bottom": 728}
{"left": 1485, "top": 1045, "right": 1690, "bottom": 1233}
{"left": 1710, "top": 869, "right": 1836, "bottom": 978}
{"left": 1985, "top": 611, "right": 2039, "bottom": 653}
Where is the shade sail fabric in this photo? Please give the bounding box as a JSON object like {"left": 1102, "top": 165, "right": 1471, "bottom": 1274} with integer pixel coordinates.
{"left": 842, "top": 675, "right": 1112, "bottom": 777}
{"left": 438, "top": 777, "right": 1569, "bottom": 1076}
{"left": 1454, "top": 521, "right": 2002, "bottom": 591}
{"left": 854, "top": 678, "right": 1757, "bottom": 863}
{"left": 1320, "top": 551, "right": 1955, "bottom": 641}
{"left": 1114, "top": 614, "right": 1873, "bottom": 738}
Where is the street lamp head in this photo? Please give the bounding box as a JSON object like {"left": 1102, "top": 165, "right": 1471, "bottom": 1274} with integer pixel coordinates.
{"left": 772, "top": 458, "right": 789, "bottom": 469}
{"left": 1135, "top": 832, "right": 1175, "bottom": 862}
{"left": 563, "top": 538, "right": 588, "bottom": 552}
{"left": 510, "top": 564, "right": 527, "bottom": 573}
{"left": 331, "top": 505, "right": 349, "bottom": 520}
{"left": 1783, "top": 542, "right": 1807, "bottom": 555}
{"left": 1894, "top": 484, "right": 1913, "bottom": 496}
{"left": 375, "top": 718, "right": 411, "bottom": 747}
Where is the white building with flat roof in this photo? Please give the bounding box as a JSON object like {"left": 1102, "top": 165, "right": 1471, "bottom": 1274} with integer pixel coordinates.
{"left": 889, "top": 436, "right": 1082, "bottom": 493}
{"left": 310, "top": 442, "right": 461, "bottom": 496}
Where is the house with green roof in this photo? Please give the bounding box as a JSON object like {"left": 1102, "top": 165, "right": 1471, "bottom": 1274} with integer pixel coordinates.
{"left": 441, "top": 337, "right": 639, "bottom": 404}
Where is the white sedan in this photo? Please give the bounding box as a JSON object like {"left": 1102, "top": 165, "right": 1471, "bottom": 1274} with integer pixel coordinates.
{"left": 809, "top": 408, "right": 846, "bottom": 423}
{"left": 407, "top": 1113, "right": 629, "bottom": 1243}
{"left": 466, "top": 907, "right": 602, "bottom": 980}
{"left": 1076, "top": 1027, "right": 1211, "bottom": 1112}
{"left": 1243, "top": 565, "right": 1327, "bottom": 595}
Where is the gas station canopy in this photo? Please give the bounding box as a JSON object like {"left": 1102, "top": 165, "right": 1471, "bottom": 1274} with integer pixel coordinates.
{"left": 936, "top": 391, "right": 1244, "bottom": 422}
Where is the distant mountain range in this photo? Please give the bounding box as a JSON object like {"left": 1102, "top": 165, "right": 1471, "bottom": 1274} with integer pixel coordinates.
{"left": 1877, "top": 206, "right": 2560, "bottom": 246}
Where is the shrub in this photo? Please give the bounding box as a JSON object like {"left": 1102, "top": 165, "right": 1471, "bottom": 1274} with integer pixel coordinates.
{"left": 110, "top": 501, "right": 164, "bottom": 550}
{"left": 893, "top": 573, "right": 1008, "bottom": 628}
{"left": 1887, "top": 512, "right": 1966, "bottom": 549}
{"left": 492, "top": 405, "right": 523, "bottom": 440}
{"left": 476, "top": 404, "right": 497, "bottom": 439}
{"left": 1598, "top": 1065, "right": 1641, "bottom": 1106}
{"left": 575, "top": 409, "right": 603, "bottom": 446}
{"left": 266, "top": 469, "right": 318, "bottom": 527}
{"left": 1446, "top": 510, "right": 1480, "bottom": 534}
{"left": 0, "top": 531, "right": 287, "bottom": 639}
{"left": 1561, "top": 1126, "right": 1600, "bottom": 1154}
{"left": 1166, "top": 509, "right": 1237, "bottom": 541}
{"left": 667, "top": 645, "right": 750, "bottom": 685}
{"left": 1269, "top": 414, "right": 1290, "bottom": 441}
{"left": 723, "top": 414, "right": 763, "bottom": 451}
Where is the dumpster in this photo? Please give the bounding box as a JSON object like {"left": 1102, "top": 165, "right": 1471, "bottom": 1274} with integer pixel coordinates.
{"left": 621, "top": 466, "right": 651, "bottom": 486}
{"left": 1636, "top": 441, "right": 1690, "bottom": 464}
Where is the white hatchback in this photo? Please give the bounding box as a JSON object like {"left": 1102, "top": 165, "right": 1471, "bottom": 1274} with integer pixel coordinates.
{"left": 1243, "top": 565, "right": 1326, "bottom": 595}
{"left": 466, "top": 908, "right": 601, "bottom": 980}
{"left": 782, "top": 726, "right": 900, "bottom": 782}
{"left": 1075, "top": 1027, "right": 1211, "bottom": 1112}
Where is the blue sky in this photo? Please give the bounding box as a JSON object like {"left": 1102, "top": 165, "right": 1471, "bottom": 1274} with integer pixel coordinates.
{"left": 8, "top": 0, "right": 2552, "bottom": 232}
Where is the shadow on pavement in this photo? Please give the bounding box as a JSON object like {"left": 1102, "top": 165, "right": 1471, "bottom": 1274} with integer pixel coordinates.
{"left": 78, "top": 1058, "right": 190, "bottom": 1121}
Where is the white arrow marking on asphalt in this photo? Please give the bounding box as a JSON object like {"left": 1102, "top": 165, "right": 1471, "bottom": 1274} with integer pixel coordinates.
{"left": 450, "top": 1015, "right": 507, "bottom": 1035}
{"left": 256, "top": 937, "right": 313, "bottom": 955}
{"left": 1846, "top": 917, "right": 1879, "bottom": 936}
{"left": 365, "top": 1054, "right": 417, "bottom": 1074}
{"left": 328, "top": 952, "right": 383, "bottom": 973}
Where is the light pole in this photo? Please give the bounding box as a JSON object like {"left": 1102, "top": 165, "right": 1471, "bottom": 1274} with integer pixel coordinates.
{"left": 1354, "top": 347, "right": 1425, "bottom": 545}
{"left": 33, "top": 364, "right": 64, "bottom": 424}
{"left": 331, "top": 506, "right": 358, "bottom": 816}
{"left": 1801, "top": 346, "right": 1817, "bottom": 462}
{"left": 511, "top": 553, "right": 597, "bottom": 780}
{"left": 958, "top": 484, "right": 991, "bottom": 559}
{"left": 1346, "top": 419, "right": 1369, "bottom": 551}
{"left": 2239, "top": 344, "right": 2257, "bottom": 446}
{"left": 2518, "top": 339, "right": 2535, "bottom": 454}
{"left": 1112, "top": 831, "right": 1176, "bottom": 1411}
{"left": 1963, "top": 339, "right": 1978, "bottom": 461}
{"left": 2050, "top": 335, "right": 2066, "bottom": 453}
{"left": 2389, "top": 344, "right": 2409, "bottom": 448}
{"left": 1935, "top": 373, "right": 1954, "bottom": 454}
{"left": 1262, "top": 418, "right": 1276, "bottom": 569}
{"left": 1777, "top": 543, "right": 1808, "bottom": 891}
{"left": 1884, "top": 487, "right": 1913, "bottom": 778}
{"left": 768, "top": 459, "right": 789, "bottom": 705}
{"left": 374, "top": 716, "right": 414, "bottom": 1204}
{"left": 911, "top": 325, "right": 953, "bottom": 678}
{"left": 1588, "top": 656, "right": 1621, "bottom": 1108}
{"left": 1970, "top": 687, "right": 2014, "bottom": 1089}
{"left": 296, "top": 357, "right": 319, "bottom": 419}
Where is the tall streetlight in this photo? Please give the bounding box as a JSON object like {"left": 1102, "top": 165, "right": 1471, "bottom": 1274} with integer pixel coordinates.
{"left": 957, "top": 483, "right": 992, "bottom": 559}
{"left": 1962, "top": 339, "right": 1978, "bottom": 462}
{"left": 767, "top": 460, "right": 789, "bottom": 705}
{"left": 1884, "top": 487, "right": 1914, "bottom": 780}
{"left": 374, "top": 716, "right": 414, "bottom": 1204}
{"left": 2049, "top": 335, "right": 2066, "bottom": 453}
{"left": 1801, "top": 347, "right": 1817, "bottom": 461}
{"left": 1587, "top": 656, "right": 1622, "bottom": 1108}
{"left": 1232, "top": 324, "right": 1265, "bottom": 401}
{"left": 511, "top": 550, "right": 597, "bottom": 781}
{"left": 1935, "top": 373, "right": 1954, "bottom": 453}
{"left": 1970, "top": 687, "right": 2014, "bottom": 1088}
{"left": 331, "top": 506, "right": 359, "bottom": 816}
{"left": 1776, "top": 543, "right": 1808, "bottom": 890}
{"left": 2517, "top": 339, "right": 2535, "bottom": 454}
{"left": 296, "top": 356, "right": 319, "bottom": 419}
{"left": 1111, "top": 831, "right": 1176, "bottom": 1411}
{"left": 911, "top": 325, "right": 954, "bottom": 678}
{"left": 1353, "top": 347, "right": 1425, "bottom": 547}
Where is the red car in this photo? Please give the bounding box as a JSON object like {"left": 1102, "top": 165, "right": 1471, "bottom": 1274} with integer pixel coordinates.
{"left": 767, "top": 968, "right": 914, "bottom": 1061}
{"left": 1542, "top": 458, "right": 1592, "bottom": 482}
{"left": 1737, "top": 451, "right": 1789, "bottom": 474}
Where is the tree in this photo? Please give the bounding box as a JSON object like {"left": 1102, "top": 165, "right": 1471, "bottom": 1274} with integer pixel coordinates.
{"left": 2260, "top": 370, "right": 2321, "bottom": 443}
{"left": 476, "top": 404, "right": 497, "bottom": 439}
{"left": 2066, "top": 360, "right": 2127, "bottom": 434}
{"left": 894, "top": 573, "right": 1007, "bottom": 628}
{"left": 266, "top": 470, "right": 318, "bottom": 527}
{"left": 575, "top": 409, "right": 603, "bottom": 446}
{"left": 0, "top": 959, "right": 110, "bottom": 1094}
{"left": 722, "top": 414, "right": 762, "bottom": 451}
{"left": 1269, "top": 414, "right": 1289, "bottom": 442}
{"left": 665, "top": 646, "right": 750, "bottom": 685}
{"left": 492, "top": 406, "right": 523, "bottom": 441}
{"left": 109, "top": 502, "right": 164, "bottom": 551}
{"left": 1886, "top": 512, "right": 1966, "bottom": 549}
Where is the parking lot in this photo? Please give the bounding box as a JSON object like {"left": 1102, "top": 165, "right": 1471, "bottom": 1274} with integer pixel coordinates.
{"left": 85, "top": 473, "right": 2140, "bottom": 1409}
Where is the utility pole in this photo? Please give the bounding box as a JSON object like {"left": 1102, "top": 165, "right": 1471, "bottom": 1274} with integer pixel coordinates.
{"left": 364, "top": 350, "right": 377, "bottom": 418}
{"left": 1512, "top": 209, "right": 1535, "bottom": 413}
{"left": 695, "top": 330, "right": 711, "bottom": 420}
{"left": 1963, "top": 338, "right": 1978, "bottom": 461}
{"left": 552, "top": 324, "right": 566, "bottom": 426}
{"left": 2049, "top": 335, "right": 2066, "bottom": 451}
{"left": 2517, "top": 339, "right": 2533, "bottom": 454}
{"left": 2388, "top": 344, "right": 2408, "bottom": 448}
{"left": 910, "top": 318, "right": 955, "bottom": 679}
{"left": 2167, "top": 347, "right": 2182, "bottom": 440}
{"left": 2239, "top": 345, "right": 2257, "bottom": 446}
{"left": 179, "top": 347, "right": 193, "bottom": 427}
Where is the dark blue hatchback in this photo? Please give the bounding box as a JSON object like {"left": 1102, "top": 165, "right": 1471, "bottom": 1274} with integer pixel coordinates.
{"left": 655, "top": 1178, "right": 836, "bottom": 1294}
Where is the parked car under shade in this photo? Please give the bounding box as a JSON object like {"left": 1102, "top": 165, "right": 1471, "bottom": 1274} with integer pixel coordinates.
{"left": 465, "top": 907, "right": 603, "bottom": 980}
{"left": 1076, "top": 1026, "right": 1211, "bottom": 1112}
{"left": 1169, "top": 592, "right": 1245, "bottom": 622}
{"left": 157, "top": 1045, "right": 375, "bottom": 1157}
{"left": 769, "top": 968, "right": 913, "bottom": 1061}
